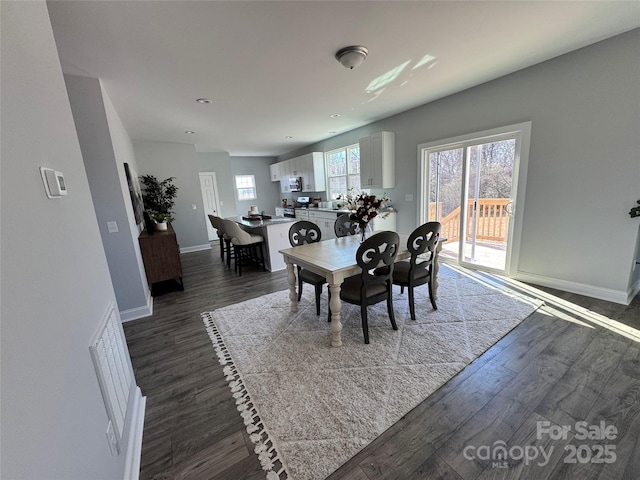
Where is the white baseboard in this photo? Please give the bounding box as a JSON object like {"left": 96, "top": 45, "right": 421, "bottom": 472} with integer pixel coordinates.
{"left": 180, "top": 244, "right": 211, "bottom": 254}
{"left": 516, "top": 271, "right": 630, "bottom": 305}
{"left": 628, "top": 277, "right": 640, "bottom": 304}
{"left": 120, "top": 290, "right": 153, "bottom": 322}
{"left": 123, "top": 387, "right": 146, "bottom": 480}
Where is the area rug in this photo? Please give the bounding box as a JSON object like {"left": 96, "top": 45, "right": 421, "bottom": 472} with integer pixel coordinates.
{"left": 201, "top": 265, "right": 543, "bottom": 480}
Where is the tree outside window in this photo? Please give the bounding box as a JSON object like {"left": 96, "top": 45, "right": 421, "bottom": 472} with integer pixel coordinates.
{"left": 326, "top": 144, "right": 360, "bottom": 200}
{"left": 235, "top": 175, "right": 257, "bottom": 200}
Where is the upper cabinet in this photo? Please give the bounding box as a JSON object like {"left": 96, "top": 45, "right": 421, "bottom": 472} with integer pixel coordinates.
{"left": 270, "top": 152, "right": 326, "bottom": 193}
{"left": 359, "top": 131, "right": 395, "bottom": 188}
{"left": 299, "top": 152, "right": 325, "bottom": 192}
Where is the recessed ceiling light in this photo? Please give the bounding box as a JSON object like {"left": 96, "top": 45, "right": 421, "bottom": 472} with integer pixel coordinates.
{"left": 330, "top": 113, "right": 341, "bottom": 118}
{"left": 185, "top": 130, "right": 196, "bottom": 134}
{"left": 196, "top": 98, "right": 212, "bottom": 104}
{"left": 285, "top": 136, "right": 293, "bottom": 139}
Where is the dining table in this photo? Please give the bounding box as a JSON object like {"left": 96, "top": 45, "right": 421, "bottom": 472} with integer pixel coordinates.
{"left": 280, "top": 233, "right": 444, "bottom": 347}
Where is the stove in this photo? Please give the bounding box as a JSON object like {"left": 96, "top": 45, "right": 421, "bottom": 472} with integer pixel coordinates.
{"left": 294, "top": 196, "right": 310, "bottom": 208}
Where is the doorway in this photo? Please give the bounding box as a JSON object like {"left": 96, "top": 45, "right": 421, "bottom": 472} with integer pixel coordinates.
{"left": 199, "top": 172, "right": 221, "bottom": 241}
{"left": 418, "top": 123, "right": 531, "bottom": 275}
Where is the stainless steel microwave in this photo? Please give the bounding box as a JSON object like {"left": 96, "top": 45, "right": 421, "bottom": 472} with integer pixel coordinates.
{"left": 289, "top": 177, "right": 302, "bottom": 192}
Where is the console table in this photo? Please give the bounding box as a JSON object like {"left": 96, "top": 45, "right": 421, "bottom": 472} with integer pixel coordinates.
{"left": 139, "top": 224, "right": 183, "bottom": 295}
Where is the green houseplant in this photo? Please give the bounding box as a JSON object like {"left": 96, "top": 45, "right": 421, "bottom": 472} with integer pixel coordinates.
{"left": 630, "top": 200, "right": 640, "bottom": 218}
{"left": 139, "top": 175, "right": 178, "bottom": 229}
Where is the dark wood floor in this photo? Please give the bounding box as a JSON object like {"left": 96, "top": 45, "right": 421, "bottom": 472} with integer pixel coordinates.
{"left": 124, "top": 243, "right": 640, "bottom": 480}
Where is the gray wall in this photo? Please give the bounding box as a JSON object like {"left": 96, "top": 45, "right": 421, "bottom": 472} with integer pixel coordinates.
{"left": 277, "top": 30, "right": 640, "bottom": 302}
{"left": 197, "top": 151, "right": 237, "bottom": 219}
{"left": 65, "top": 74, "right": 151, "bottom": 319}
{"left": 230, "top": 156, "right": 278, "bottom": 215}
{"left": 1, "top": 1, "right": 130, "bottom": 478}
{"left": 134, "top": 141, "right": 228, "bottom": 251}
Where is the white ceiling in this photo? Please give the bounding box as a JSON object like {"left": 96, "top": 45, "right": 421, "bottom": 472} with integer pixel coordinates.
{"left": 48, "top": 1, "right": 640, "bottom": 157}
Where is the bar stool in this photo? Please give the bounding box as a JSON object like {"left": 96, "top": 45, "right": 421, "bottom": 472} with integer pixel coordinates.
{"left": 221, "top": 219, "right": 265, "bottom": 276}
{"left": 207, "top": 215, "right": 226, "bottom": 260}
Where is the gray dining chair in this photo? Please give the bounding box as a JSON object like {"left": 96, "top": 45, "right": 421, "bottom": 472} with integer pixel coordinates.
{"left": 334, "top": 213, "right": 359, "bottom": 237}
{"left": 339, "top": 231, "right": 400, "bottom": 344}
{"left": 288, "top": 221, "right": 326, "bottom": 315}
{"left": 378, "top": 222, "right": 441, "bottom": 320}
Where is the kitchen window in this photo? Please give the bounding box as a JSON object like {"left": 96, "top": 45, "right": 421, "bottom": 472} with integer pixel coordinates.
{"left": 235, "top": 174, "right": 257, "bottom": 200}
{"left": 326, "top": 144, "right": 360, "bottom": 200}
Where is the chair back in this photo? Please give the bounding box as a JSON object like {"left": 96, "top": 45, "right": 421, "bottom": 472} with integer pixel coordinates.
{"left": 208, "top": 214, "right": 222, "bottom": 232}
{"left": 407, "top": 221, "right": 441, "bottom": 266}
{"left": 289, "top": 221, "right": 322, "bottom": 247}
{"left": 334, "top": 213, "right": 359, "bottom": 237}
{"left": 221, "top": 218, "right": 253, "bottom": 244}
{"left": 356, "top": 231, "right": 400, "bottom": 288}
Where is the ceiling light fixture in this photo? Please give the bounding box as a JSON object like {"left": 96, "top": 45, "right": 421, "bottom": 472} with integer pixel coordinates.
{"left": 185, "top": 130, "right": 196, "bottom": 134}
{"left": 196, "top": 98, "right": 212, "bottom": 104}
{"left": 335, "top": 45, "right": 368, "bottom": 69}
{"left": 285, "top": 136, "right": 293, "bottom": 139}
{"left": 330, "top": 113, "right": 341, "bottom": 118}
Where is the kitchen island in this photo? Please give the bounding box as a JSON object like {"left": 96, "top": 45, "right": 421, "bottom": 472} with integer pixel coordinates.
{"left": 228, "top": 215, "right": 296, "bottom": 272}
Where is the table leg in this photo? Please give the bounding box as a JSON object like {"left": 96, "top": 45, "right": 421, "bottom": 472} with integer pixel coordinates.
{"left": 285, "top": 259, "right": 298, "bottom": 312}
{"left": 328, "top": 283, "right": 343, "bottom": 347}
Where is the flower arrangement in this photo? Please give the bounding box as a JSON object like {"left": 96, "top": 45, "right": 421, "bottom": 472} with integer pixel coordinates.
{"left": 630, "top": 200, "right": 640, "bottom": 218}
{"left": 338, "top": 188, "right": 393, "bottom": 226}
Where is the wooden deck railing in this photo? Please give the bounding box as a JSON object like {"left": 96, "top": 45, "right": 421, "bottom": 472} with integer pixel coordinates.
{"left": 430, "top": 198, "right": 510, "bottom": 243}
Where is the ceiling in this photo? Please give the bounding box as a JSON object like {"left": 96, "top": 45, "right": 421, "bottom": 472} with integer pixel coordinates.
{"left": 47, "top": 1, "right": 640, "bottom": 157}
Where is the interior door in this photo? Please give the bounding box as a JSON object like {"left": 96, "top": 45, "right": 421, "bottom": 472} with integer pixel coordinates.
{"left": 199, "top": 172, "right": 221, "bottom": 241}
{"left": 427, "top": 136, "right": 517, "bottom": 273}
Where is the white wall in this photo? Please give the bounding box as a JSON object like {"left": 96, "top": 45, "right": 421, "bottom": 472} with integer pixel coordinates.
{"left": 0, "top": 1, "right": 131, "bottom": 477}
{"left": 279, "top": 29, "right": 640, "bottom": 303}
{"left": 64, "top": 74, "right": 151, "bottom": 320}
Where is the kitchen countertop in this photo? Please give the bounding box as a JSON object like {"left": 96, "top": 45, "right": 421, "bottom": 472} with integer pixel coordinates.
{"left": 291, "top": 207, "right": 352, "bottom": 214}
{"left": 230, "top": 215, "right": 297, "bottom": 228}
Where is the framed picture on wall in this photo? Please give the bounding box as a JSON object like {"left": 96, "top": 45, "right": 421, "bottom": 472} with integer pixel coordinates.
{"left": 124, "top": 162, "right": 144, "bottom": 225}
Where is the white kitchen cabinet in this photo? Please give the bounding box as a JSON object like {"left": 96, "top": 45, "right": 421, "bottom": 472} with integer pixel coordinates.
{"left": 294, "top": 209, "right": 309, "bottom": 221}
{"left": 269, "top": 163, "right": 280, "bottom": 182}
{"left": 299, "top": 152, "right": 325, "bottom": 192}
{"left": 359, "top": 131, "right": 395, "bottom": 188}
{"left": 308, "top": 210, "right": 336, "bottom": 240}
{"left": 371, "top": 211, "right": 397, "bottom": 232}
{"left": 272, "top": 152, "right": 326, "bottom": 193}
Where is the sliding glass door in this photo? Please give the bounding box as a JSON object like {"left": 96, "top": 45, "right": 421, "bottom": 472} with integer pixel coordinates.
{"left": 420, "top": 123, "right": 531, "bottom": 275}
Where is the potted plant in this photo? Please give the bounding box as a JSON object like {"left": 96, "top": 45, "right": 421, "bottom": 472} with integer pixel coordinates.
{"left": 139, "top": 175, "right": 178, "bottom": 231}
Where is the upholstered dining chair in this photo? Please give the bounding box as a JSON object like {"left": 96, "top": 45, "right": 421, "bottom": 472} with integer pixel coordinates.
{"left": 220, "top": 219, "right": 265, "bottom": 276}
{"left": 207, "top": 215, "right": 226, "bottom": 260}
{"left": 385, "top": 221, "right": 441, "bottom": 320}
{"left": 334, "top": 213, "right": 359, "bottom": 237}
{"left": 288, "top": 221, "right": 326, "bottom": 315}
{"left": 339, "top": 231, "right": 400, "bottom": 344}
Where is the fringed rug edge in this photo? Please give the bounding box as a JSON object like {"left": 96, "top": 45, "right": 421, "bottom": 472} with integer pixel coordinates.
{"left": 201, "top": 312, "right": 289, "bottom": 480}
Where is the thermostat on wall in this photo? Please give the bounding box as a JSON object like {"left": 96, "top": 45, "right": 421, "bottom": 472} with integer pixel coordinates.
{"left": 40, "top": 167, "right": 68, "bottom": 198}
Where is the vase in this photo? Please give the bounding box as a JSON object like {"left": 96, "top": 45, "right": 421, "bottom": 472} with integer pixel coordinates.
{"left": 359, "top": 222, "right": 371, "bottom": 242}
{"left": 155, "top": 221, "right": 168, "bottom": 231}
